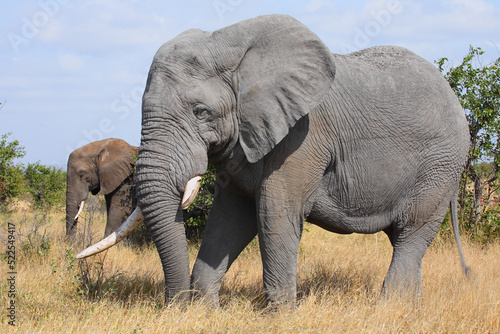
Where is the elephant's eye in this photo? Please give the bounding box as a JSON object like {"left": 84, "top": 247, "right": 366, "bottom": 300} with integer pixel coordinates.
{"left": 193, "top": 105, "right": 211, "bottom": 119}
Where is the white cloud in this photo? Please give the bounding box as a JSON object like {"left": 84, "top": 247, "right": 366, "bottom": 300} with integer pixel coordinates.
{"left": 46, "top": 0, "right": 177, "bottom": 53}
{"left": 38, "top": 19, "right": 63, "bottom": 43}
{"left": 450, "top": 0, "right": 494, "bottom": 13}
{"left": 58, "top": 53, "right": 84, "bottom": 72}
{"left": 305, "top": 0, "right": 333, "bottom": 12}
{"left": 437, "top": 0, "right": 499, "bottom": 33}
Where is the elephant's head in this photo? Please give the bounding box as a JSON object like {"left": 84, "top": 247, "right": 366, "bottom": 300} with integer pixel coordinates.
{"left": 135, "top": 15, "right": 336, "bottom": 302}
{"left": 65, "top": 138, "right": 137, "bottom": 237}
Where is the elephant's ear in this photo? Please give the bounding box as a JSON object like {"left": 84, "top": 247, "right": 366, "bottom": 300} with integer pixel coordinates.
{"left": 97, "top": 139, "right": 137, "bottom": 195}
{"left": 232, "top": 15, "right": 336, "bottom": 163}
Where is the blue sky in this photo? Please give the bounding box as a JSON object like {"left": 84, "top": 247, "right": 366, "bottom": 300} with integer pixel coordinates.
{"left": 1, "top": 0, "right": 499, "bottom": 169}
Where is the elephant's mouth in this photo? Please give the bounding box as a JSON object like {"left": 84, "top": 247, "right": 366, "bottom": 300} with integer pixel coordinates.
{"left": 91, "top": 186, "right": 100, "bottom": 195}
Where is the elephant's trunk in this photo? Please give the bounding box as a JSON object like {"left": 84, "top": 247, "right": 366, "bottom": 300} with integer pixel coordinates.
{"left": 136, "top": 152, "right": 191, "bottom": 302}
{"left": 65, "top": 183, "right": 87, "bottom": 237}
{"left": 136, "top": 105, "right": 208, "bottom": 303}
{"left": 65, "top": 201, "right": 79, "bottom": 237}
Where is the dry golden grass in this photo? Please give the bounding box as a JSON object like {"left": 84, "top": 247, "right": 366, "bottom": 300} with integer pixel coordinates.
{"left": 1, "top": 203, "right": 499, "bottom": 333}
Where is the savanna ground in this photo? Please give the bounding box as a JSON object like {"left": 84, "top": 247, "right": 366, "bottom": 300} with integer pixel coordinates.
{"left": 1, "top": 197, "right": 499, "bottom": 334}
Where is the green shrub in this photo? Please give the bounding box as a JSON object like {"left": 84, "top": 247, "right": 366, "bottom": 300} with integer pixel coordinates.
{"left": 476, "top": 203, "right": 500, "bottom": 242}
{"left": 0, "top": 133, "right": 26, "bottom": 206}
{"left": 24, "top": 162, "right": 66, "bottom": 209}
{"left": 437, "top": 47, "right": 500, "bottom": 241}
{"left": 184, "top": 164, "right": 216, "bottom": 239}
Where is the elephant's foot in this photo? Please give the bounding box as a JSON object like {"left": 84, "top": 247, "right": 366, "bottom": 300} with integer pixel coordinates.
{"left": 191, "top": 289, "right": 220, "bottom": 309}
{"left": 191, "top": 276, "right": 221, "bottom": 309}
{"left": 164, "top": 289, "right": 192, "bottom": 308}
{"left": 265, "top": 284, "right": 297, "bottom": 310}
{"left": 380, "top": 272, "right": 423, "bottom": 301}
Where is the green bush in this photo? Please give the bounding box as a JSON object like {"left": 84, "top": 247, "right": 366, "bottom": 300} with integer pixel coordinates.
{"left": 24, "top": 162, "right": 66, "bottom": 209}
{"left": 0, "top": 133, "right": 26, "bottom": 206}
{"left": 437, "top": 47, "right": 500, "bottom": 242}
{"left": 184, "top": 164, "right": 216, "bottom": 239}
{"left": 441, "top": 182, "right": 500, "bottom": 244}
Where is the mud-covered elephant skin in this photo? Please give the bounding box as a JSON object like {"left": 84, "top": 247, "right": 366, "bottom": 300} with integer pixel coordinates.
{"left": 102, "top": 15, "right": 469, "bottom": 306}
{"left": 65, "top": 138, "right": 138, "bottom": 238}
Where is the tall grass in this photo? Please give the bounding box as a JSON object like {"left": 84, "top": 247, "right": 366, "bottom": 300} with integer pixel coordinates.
{"left": 1, "top": 203, "right": 499, "bottom": 333}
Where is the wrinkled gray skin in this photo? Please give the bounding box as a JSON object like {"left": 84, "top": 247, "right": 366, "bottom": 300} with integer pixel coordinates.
{"left": 66, "top": 138, "right": 137, "bottom": 238}
{"left": 135, "top": 15, "right": 470, "bottom": 306}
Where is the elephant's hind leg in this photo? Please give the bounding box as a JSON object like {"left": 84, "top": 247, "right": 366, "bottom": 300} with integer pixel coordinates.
{"left": 381, "top": 199, "right": 449, "bottom": 297}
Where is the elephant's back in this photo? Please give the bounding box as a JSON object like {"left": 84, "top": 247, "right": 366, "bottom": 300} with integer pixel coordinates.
{"left": 329, "top": 46, "right": 469, "bottom": 159}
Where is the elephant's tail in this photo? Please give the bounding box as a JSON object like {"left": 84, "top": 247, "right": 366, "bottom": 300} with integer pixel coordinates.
{"left": 450, "top": 193, "right": 470, "bottom": 277}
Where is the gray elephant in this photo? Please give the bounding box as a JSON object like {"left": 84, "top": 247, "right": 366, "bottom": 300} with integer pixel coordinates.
{"left": 66, "top": 138, "right": 138, "bottom": 238}
{"left": 78, "top": 15, "right": 470, "bottom": 307}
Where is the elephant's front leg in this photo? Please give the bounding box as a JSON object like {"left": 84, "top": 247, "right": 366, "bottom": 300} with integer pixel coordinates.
{"left": 104, "top": 180, "right": 136, "bottom": 237}
{"left": 257, "top": 182, "right": 308, "bottom": 309}
{"left": 191, "top": 184, "right": 257, "bottom": 307}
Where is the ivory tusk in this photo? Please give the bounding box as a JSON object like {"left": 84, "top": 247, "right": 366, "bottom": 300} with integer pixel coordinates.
{"left": 74, "top": 201, "right": 85, "bottom": 220}
{"left": 75, "top": 207, "right": 143, "bottom": 259}
{"left": 181, "top": 176, "right": 202, "bottom": 210}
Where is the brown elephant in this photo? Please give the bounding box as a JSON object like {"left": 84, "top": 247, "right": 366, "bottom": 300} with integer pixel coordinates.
{"left": 65, "top": 138, "right": 138, "bottom": 238}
